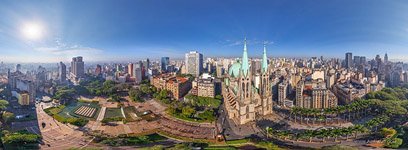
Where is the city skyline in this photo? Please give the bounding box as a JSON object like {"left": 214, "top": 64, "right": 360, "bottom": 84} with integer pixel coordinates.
{"left": 1, "top": 0, "right": 408, "bottom": 63}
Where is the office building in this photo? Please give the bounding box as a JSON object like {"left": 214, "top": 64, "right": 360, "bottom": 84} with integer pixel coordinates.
{"left": 15, "top": 64, "right": 21, "bottom": 72}
{"left": 185, "top": 51, "right": 203, "bottom": 77}
{"left": 161, "top": 57, "right": 169, "bottom": 72}
{"left": 345, "top": 52, "right": 352, "bottom": 69}
{"left": 128, "top": 63, "right": 134, "bottom": 77}
{"left": 70, "top": 56, "right": 85, "bottom": 79}
{"left": 133, "top": 63, "right": 142, "bottom": 83}
{"left": 196, "top": 77, "right": 216, "bottom": 98}
{"left": 59, "top": 62, "right": 66, "bottom": 83}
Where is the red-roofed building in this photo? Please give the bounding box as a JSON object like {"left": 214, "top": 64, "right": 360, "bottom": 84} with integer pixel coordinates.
{"left": 151, "top": 73, "right": 192, "bottom": 99}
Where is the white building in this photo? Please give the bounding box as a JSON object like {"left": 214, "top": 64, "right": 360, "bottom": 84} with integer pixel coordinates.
{"left": 185, "top": 51, "right": 203, "bottom": 77}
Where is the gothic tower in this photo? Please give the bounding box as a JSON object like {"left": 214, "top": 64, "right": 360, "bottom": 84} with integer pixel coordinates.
{"left": 239, "top": 38, "right": 252, "bottom": 104}
{"left": 260, "top": 43, "right": 273, "bottom": 115}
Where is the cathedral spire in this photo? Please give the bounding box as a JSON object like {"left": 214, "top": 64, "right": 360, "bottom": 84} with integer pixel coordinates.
{"left": 262, "top": 42, "right": 268, "bottom": 73}
{"left": 241, "top": 38, "right": 249, "bottom": 77}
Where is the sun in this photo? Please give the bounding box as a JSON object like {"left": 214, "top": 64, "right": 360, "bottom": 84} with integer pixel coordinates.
{"left": 21, "top": 22, "right": 44, "bottom": 40}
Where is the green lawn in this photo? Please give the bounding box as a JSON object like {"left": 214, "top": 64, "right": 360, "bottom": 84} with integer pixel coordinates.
{"left": 44, "top": 105, "right": 65, "bottom": 115}
{"left": 104, "top": 108, "right": 124, "bottom": 119}
{"left": 58, "top": 101, "right": 101, "bottom": 120}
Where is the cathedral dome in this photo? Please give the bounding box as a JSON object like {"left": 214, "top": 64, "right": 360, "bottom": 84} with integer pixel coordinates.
{"left": 228, "top": 62, "right": 241, "bottom": 78}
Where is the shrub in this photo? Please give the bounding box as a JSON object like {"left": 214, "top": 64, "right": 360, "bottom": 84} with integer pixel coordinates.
{"left": 384, "top": 137, "right": 403, "bottom": 149}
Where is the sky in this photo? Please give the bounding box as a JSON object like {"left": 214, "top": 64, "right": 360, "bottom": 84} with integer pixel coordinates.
{"left": 1, "top": 0, "right": 408, "bottom": 63}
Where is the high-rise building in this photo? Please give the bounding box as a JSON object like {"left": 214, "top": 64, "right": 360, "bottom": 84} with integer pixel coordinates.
{"left": 133, "top": 63, "right": 142, "bottom": 83}
{"left": 95, "top": 64, "right": 102, "bottom": 76}
{"left": 12, "top": 91, "right": 30, "bottom": 106}
{"left": 146, "top": 58, "right": 150, "bottom": 69}
{"left": 353, "top": 56, "right": 361, "bottom": 66}
{"left": 161, "top": 57, "right": 169, "bottom": 72}
{"left": 345, "top": 52, "right": 353, "bottom": 69}
{"left": 70, "top": 56, "right": 85, "bottom": 79}
{"left": 59, "top": 62, "right": 66, "bottom": 83}
{"left": 360, "top": 56, "right": 366, "bottom": 65}
{"left": 196, "top": 77, "right": 216, "bottom": 98}
{"left": 185, "top": 51, "right": 203, "bottom": 77}
{"left": 384, "top": 53, "right": 389, "bottom": 64}
{"left": 15, "top": 64, "right": 21, "bottom": 72}
{"left": 128, "top": 63, "right": 134, "bottom": 77}
{"left": 278, "top": 82, "right": 288, "bottom": 106}
{"left": 216, "top": 64, "right": 224, "bottom": 78}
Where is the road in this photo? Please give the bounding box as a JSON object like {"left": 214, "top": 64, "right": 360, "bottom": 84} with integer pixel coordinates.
{"left": 34, "top": 102, "right": 92, "bottom": 150}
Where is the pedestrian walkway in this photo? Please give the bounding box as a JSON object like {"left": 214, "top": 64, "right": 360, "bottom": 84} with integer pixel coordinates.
{"left": 97, "top": 107, "right": 106, "bottom": 121}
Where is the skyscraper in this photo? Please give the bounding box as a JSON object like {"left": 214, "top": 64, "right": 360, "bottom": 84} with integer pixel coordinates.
{"left": 345, "top": 52, "right": 352, "bottom": 69}
{"left": 95, "top": 64, "right": 102, "bottom": 76}
{"left": 146, "top": 58, "right": 150, "bottom": 69}
{"left": 161, "top": 57, "right": 169, "bottom": 72}
{"left": 128, "top": 63, "right": 134, "bottom": 77}
{"left": 133, "top": 63, "right": 142, "bottom": 83}
{"left": 59, "top": 62, "right": 66, "bottom": 83}
{"left": 353, "top": 56, "right": 361, "bottom": 66}
{"left": 70, "top": 56, "right": 85, "bottom": 79}
{"left": 360, "top": 56, "right": 366, "bottom": 65}
{"left": 384, "top": 53, "right": 389, "bottom": 64}
{"left": 15, "top": 64, "right": 21, "bottom": 72}
{"left": 185, "top": 51, "right": 203, "bottom": 77}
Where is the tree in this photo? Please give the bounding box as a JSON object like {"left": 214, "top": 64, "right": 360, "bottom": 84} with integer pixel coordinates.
{"left": 384, "top": 137, "right": 403, "bottom": 149}
{"left": 166, "top": 106, "right": 177, "bottom": 115}
{"left": 197, "top": 110, "right": 216, "bottom": 122}
{"left": 266, "top": 127, "right": 273, "bottom": 138}
{"left": 140, "top": 84, "right": 152, "bottom": 95}
{"left": 129, "top": 88, "right": 143, "bottom": 102}
{"left": 181, "top": 106, "right": 196, "bottom": 118}
{"left": 2, "top": 111, "right": 14, "bottom": 123}
{"left": 381, "top": 128, "right": 397, "bottom": 138}
{"left": 3, "top": 130, "right": 41, "bottom": 144}
{"left": 0, "top": 99, "right": 9, "bottom": 110}
{"left": 215, "top": 95, "right": 223, "bottom": 100}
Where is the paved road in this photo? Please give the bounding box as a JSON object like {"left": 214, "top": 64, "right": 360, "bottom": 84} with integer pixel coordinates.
{"left": 34, "top": 102, "right": 92, "bottom": 150}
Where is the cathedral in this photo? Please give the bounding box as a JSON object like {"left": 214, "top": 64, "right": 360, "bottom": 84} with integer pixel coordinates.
{"left": 223, "top": 39, "right": 273, "bottom": 125}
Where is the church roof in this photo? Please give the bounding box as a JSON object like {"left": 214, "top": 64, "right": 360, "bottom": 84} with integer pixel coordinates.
{"left": 241, "top": 38, "right": 250, "bottom": 77}
{"left": 262, "top": 43, "right": 268, "bottom": 73}
{"left": 228, "top": 61, "right": 241, "bottom": 78}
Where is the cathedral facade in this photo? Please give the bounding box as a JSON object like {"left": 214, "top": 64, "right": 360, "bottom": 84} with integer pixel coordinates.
{"left": 223, "top": 40, "right": 273, "bottom": 125}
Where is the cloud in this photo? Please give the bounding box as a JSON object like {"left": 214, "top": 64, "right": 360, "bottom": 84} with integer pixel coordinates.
{"left": 33, "top": 38, "right": 102, "bottom": 55}
{"left": 35, "top": 46, "right": 102, "bottom": 55}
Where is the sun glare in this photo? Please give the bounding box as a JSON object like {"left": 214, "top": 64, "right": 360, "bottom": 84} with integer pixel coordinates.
{"left": 21, "top": 22, "right": 44, "bottom": 40}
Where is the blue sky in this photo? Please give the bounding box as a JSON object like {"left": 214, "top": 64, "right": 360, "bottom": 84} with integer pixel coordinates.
{"left": 1, "top": 0, "right": 408, "bottom": 62}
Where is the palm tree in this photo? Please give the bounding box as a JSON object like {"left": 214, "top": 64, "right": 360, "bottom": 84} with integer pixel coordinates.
{"left": 282, "top": 130, "right": 290, "bottom": 140}
{"left": 353, "top": 125, "right": 367, "bottom": 139}
{"left": 337, "top": 105, "right": 346, "bottom": 124}
{"left": 333, "top": 128, "right": 342, "bottom": 142}
{"left": 334, "top": 107, "right": 341, "bottom": 124}
{"left": 346, "top": 105, "right": 352, "bottom": 121}
{"left": 266, "top": 126, "right": 273, "bottom": 138}
{"left": 292, "top": 107, "right": 299, "bottom": 123}
{"left": 300, "top": 108, "right": 305, "bottom": 124}
{"left": 305, "top": 109, "right": 312, "bottom": 125}
{"left": 304, "top": 130, "right": 314, "bottom": 142}
{"left": 318, "top": 129, "right": 328, "bottom": 142}
{"left": 312, "top": 109, "right": 318, "bottom": 125}
{"left": 341, "top": 127, "right": 352, "bottom": 141}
